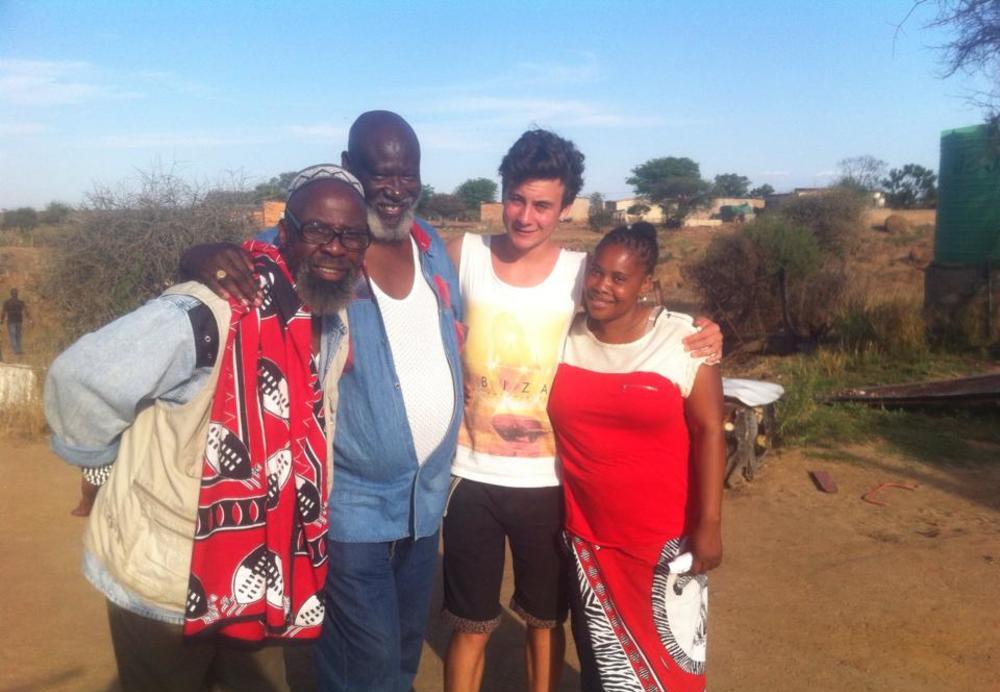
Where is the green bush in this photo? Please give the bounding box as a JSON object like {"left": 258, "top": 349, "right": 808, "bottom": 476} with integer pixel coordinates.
{"left": 687, "top": 215, "right": 846, "bottom": 347}
{"left": 687, "top": 188, "right": 868, "bottom": 348}
{"left": 779, "top": 187, "right": 866, "bottom": 255}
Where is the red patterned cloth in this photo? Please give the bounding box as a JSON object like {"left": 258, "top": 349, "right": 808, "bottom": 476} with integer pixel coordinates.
{"left": 184, "top": 241, "right": 328, "bottom": 642}
{"left": 567, "top": 534, "right": 708, "bottom": 692}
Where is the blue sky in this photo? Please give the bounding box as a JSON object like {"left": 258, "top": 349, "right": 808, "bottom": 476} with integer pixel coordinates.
{"left": 0, "top": 0, "right": 989, "bottom": 208}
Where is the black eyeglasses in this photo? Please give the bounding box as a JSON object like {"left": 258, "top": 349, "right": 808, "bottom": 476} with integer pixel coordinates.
{"left": 284, "top": 208, "right": 372, "bottom": 251}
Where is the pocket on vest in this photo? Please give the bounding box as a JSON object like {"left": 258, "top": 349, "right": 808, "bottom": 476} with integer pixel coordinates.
{"left": 124, "top": 480, "right": 197, "bottom": 609}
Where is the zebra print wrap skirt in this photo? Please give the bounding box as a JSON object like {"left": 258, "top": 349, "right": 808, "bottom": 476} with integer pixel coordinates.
{"left": 566, "top": 533, "right": 708, "bottom": 692}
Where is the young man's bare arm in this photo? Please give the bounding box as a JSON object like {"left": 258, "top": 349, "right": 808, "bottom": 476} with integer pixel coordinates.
{"left": 684, "top": 317, "right": 723, "bottom": 364}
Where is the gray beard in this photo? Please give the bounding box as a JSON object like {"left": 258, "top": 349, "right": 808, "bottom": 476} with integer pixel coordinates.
{"left": 296, "top": 265, "right": 357, "bottom": 316}
{"left": 367, "top": 193, "right": 420, "bottom": 241}
{"left": 367, "top": 207, "right": 414, "bottom": 241}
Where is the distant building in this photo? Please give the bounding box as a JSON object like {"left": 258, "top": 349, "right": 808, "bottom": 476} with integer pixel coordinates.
{"left": 560, "top": 196, "right": 591, "bottom": 223}
{"left": 685, "top": 197, "right": 765, "bottom": 225}
{"left": 604, "top": 197, "right": 665, "bottom": 224}
{"left": 480, "top": 196, "right": 591, "bottom": 225}
{"left": 249, "top": 200, "right": 286, "bottom": 229}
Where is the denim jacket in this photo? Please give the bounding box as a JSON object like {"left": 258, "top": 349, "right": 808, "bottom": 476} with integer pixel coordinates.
{"left": 328, "top": 219, "right": 464, "bottom": 542}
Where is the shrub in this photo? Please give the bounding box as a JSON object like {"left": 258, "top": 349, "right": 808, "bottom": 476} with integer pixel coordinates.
{"left": 687, "top": 216, "right": 847, "bottom": 348}
{"left": 41, "top": 167, "right": 254, "bottom": 343}
{"left": 688, "top": 188, "right": 868, "bottom": 349}
{"left": 779, "top": 187, "right": 866, "bottom": 255}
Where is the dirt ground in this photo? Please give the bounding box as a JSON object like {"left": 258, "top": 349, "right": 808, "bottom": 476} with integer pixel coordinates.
{"left": 2, "top": 437, "right": 997, "bottom": 692}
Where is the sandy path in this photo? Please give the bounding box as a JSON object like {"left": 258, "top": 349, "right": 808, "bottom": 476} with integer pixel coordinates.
{"left": 1, "top": 440, "right": 997, "bottom": 691}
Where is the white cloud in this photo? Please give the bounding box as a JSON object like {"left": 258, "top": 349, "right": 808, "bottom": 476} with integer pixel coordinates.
{"left": 759, "top": 170, "right": 790, "bottom": 176}
{"left": 134, "top": 70, "right": 214, "bottom": 97}
{"left": 513, "top": 53, "right": 600, "bottom": 86}
{"left": 422, "top": 96, "right": 664, "bottom": 129}
{"left": 83, "top": 132, "right": 259, "bottom": 149}
{"left": 0, "top": 58, "right": 138, "bottom": 106}
{"left": 0, "top": 121, "right": 48, "bottom": 136}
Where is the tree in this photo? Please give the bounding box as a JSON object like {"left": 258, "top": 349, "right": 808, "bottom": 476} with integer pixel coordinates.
{"left": 713, "top": 173, "right": 751, "bottom": 197}
{"left": 882, "top": 164, "right": 938, "bottom": 208}
{"left": 41, "top": 201, "right": 74, "bottom": 224}
{"left": 253, "top": 171, "right": 298, "bottom": 202}
{"left": 836, "top": 155, "right": 888, "bottom": 192}
{"left": 626, "top": 157, "right": 711, "bottom": 225}
{"left": 1, "top": 207, "right": 39, "bottom": 231}
{"left": 746, "top": 216, "right": 823, "bottom": 342}
{"left": 898, "top": 1, "right": 1000, "bottom": 113}
{"left": 587, "top": 192, "right": 614, "bottom": 229}
{"left": 929, "top": 0, "right": 1000, "bottom": 110}
{"left": 454, "top": 177, "right": 497, "bottom": 208}
{"left": 415, "top": 184, "right": 436, "bottom": 217}
{"left": 750, "top": 184, "right": 775, "bottom": 197}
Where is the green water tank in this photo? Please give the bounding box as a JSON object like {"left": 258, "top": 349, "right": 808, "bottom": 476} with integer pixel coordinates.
{"left": 934, "top": 124, "right": 1000, "bottom": 265}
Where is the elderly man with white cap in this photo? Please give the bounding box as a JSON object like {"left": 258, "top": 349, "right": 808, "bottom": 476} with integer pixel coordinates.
{"left": 45, "top": 165, "right": 370, "bottom": 692}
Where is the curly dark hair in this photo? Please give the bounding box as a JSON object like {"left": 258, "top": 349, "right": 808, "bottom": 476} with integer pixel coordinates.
{"left": 596, "top": 221, "right": 659, "bottom": 274}
{"left": 498, "top": 129, "right": 585, "bottom": 208}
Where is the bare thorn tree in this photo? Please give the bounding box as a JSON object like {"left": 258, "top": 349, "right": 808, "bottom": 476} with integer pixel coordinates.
{"left": 900, "top": 1, "right": 1000, "bottom": 114}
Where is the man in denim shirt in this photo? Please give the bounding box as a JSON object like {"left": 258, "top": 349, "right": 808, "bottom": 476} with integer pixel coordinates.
{"left": 183, "top": 111, "right": 464, "bottom": 692}
{"left": 45, "top": 172, "right": 370, "bottom": 691}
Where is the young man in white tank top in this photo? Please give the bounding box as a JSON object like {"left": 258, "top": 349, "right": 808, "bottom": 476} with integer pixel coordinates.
{"left": 441, "top": 130, "right": 722, "bottom": 692}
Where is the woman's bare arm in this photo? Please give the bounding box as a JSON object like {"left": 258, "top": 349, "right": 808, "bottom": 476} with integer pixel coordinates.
{"left": 683, "top": 364, "right": 726, "bottom": 574}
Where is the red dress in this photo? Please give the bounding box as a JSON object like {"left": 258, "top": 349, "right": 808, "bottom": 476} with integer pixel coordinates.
{"left": 548, "top": 309, "right": 708, "bottom": 691}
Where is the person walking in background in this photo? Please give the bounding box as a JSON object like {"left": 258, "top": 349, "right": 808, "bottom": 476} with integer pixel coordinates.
{"left": 2, "top": 288, "right": 27, "bottom": 356}
{"left": 547, "top": 222, "right": 725, "bottom": 691}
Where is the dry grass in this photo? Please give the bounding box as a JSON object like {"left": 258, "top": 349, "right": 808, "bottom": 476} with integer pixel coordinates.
{"left": 0, "top": 209, "right": 970, "bottom": 445}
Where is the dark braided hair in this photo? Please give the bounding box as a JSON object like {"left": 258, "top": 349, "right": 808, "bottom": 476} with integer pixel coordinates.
{"left": 595, "top": 221, "right": 659, "bottom": 274}
{"left": 498, "top": 129, "right": 585, "bottom": 208}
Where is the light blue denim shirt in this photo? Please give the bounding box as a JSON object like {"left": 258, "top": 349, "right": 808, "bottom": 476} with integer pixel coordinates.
{"left": 45, "top": 290, "right": 347, "bottom": 623}
{"left": 257, "top": 219, "right": 465, "bottom": 543}
{"left": 329, "top": 219, "right": 464, "bottom": 542}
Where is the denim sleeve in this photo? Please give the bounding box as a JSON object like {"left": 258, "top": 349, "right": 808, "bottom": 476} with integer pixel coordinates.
{"left": 44, "top": 294, "right": 205, "bottom": 467}
{"left": 256, "top": 226, "right": 279, "bottom": 244}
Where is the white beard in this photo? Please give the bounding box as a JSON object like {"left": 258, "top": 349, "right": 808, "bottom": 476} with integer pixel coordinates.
{"left": 367, "top": 206, "right": 415, "bottom": 242}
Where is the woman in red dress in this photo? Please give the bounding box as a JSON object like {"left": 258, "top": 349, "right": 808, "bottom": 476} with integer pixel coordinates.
{"left": 547, "top": 222, "right": 725, "bottom": 692}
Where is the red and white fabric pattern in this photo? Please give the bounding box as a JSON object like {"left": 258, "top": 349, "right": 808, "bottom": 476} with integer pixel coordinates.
{"left": 567, "top": 534, "right": 708, "bottom": 692}
{"left": 184, "top": 241, "right": 328, "bottom": 642}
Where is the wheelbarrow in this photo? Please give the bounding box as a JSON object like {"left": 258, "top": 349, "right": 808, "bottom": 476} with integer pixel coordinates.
{"left": 722, "top": 378, "right": 784, "bottom": 488}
